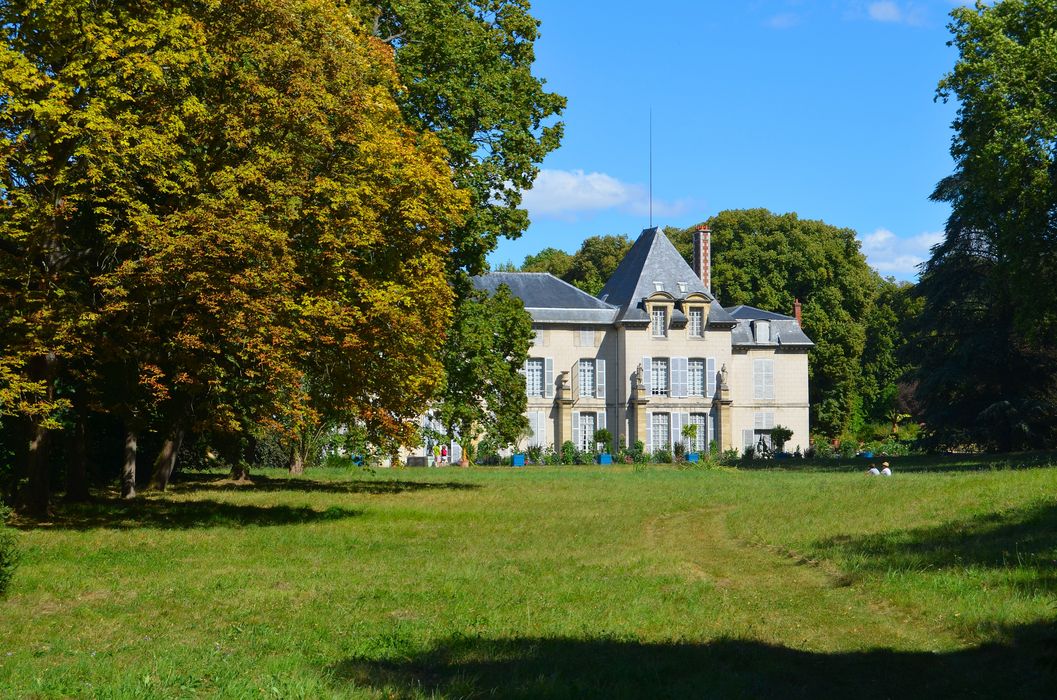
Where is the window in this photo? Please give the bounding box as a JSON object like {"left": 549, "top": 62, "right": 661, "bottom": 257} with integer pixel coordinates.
{"left": 525, "top": 359, "right": 544, "bottom": 397}
{"left": 754, "top": 320, "right": 771, "bottom": 343}
{"left": 650, "top": 358, "right": 669, "bottom": 396}
{"left": 651, "top": 306, "right": 667, "bottom": 337}
{"left": 690, "top": 413, "right": 708, "bottom": 452}
{"left": 754, "top": 358, "right": 774, "bottom": 400}
{"left": 754, "top": 411, "right": 775, "bottom": 451}
{"left": 688, "top": 359, "right": 705, "bottom": 397}
{"left": 688, "top": 308, "right": 704, "bottom": 337}
{"left": 651, "top": 412, "right": 670, "bottom": 453}
{"left": 580, "top": 412, "right": 596, "bottom": 452}
{"left": 677, "top": 281, "right": 688, "bottom": 294}
{"left": 579, "top": 359, "right": 595, "bottom": 398}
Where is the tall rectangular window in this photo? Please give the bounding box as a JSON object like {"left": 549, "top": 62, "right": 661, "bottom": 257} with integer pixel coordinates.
{"left": 688, "top": 359, "right": 705, "bottom": 397}
{"left": 650, "top": 358, "right": 669, "bottom": 396}
{"left": 688, "top": 308, "right": 704, "bottom": 337}
{"left": 580, "top": 412, "right": 596, "bottom": 452}
{"left": 579, "top": 359, "right": 595, "bottom": 398}
{"left": 690, "top": 413, "right": 708, "bottom": 452}
{"left": 754, "top": 358, "right": 775, "bottom": 400}
{"left": 651, "top": 412, "right": 670, "bottom": 453}
{"left": 525, "top": 359, "right": 544, "bottom": 397}
{"left": 651, "top": 306, "right": 667, "bottom": 337}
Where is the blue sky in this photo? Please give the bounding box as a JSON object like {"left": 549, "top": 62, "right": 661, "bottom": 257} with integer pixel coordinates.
{"left": 487, "top": 0, "right": 969, "bottom": 281}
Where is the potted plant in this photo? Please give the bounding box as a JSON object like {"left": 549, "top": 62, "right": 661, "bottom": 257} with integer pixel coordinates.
{"left": 594, "top": 428, "right": 613, "bottom": 465}
{"left": 681, "top": 423, "right": 700, "bottom": 462}
{"left": 771, "top": 424, "right": 794, "bottom": 458}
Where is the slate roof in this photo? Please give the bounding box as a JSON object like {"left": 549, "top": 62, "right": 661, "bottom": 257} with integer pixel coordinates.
{"left": 725, "top": 305, "right": 814, "bottom": 347}
{"left": 473, "top": 272, "right": 618, "bottom": 324}
{"left": 597, "top": 227, "right": 737, "bottom": 326}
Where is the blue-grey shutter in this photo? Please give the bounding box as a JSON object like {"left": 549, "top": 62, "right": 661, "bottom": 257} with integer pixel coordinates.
{"left": 645, "top": 411, "right": 653, "bottom": 452}
{"left": 571, "top": 411, "right": 580, "bottom": 449}
{"left": 595, "top": 358, "right": 606, "bottom": 399}
{"left": 598, "top": 410, "right": 607, "bottom": 451}
{"left": 642, "top": 356, "right": 652, "bottom": 394}
{"left": 544, "top": 357, "right": 554, "bottom": 398}
{"left": 672, "top": 357, "right": 688, "bottom": 398}
{"left": 679, "top": 412, "right": 690, "bottom": 450}
{"left": 742, "top": 429, "right": 755, "bottom": 453}
{"left": 707, "top": 357, "right": 717, "bottom": 397}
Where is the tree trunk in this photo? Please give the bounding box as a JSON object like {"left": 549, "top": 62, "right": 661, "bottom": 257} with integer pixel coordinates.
{"left": 121, "top": 428, "right": 138, "bottom": 499}
{"left": 24, "top": 418, "right": 51, "bottom": 517}
{"left": 148, "top": 425, "right": 184, "bottom": 491}
{"left": 65, "top": 395, "right": 90, "bottom": 502}
{"left": 229, "top": 434, "right": 253, "bottom": 482}
{"left": 20, "top": 354, "right": 58, "bottom": 517}
{"left": 289, "top": 443, "right": 304, "bottom": 475}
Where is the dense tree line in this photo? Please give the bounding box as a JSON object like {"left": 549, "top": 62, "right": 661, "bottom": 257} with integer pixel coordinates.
{"left": 913, "top": 0, "right": 1057, "bottom": 450}
{"left": 0, "top": 0, "right": 555, "bottom": 513}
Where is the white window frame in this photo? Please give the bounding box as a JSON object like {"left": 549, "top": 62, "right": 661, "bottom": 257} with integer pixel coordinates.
{"left": 651, "top": 306, "right": 668, "bottom": 337}
{"left": 580, "top": 411, "right": 597, "bottom": 452}
{"left": 688, "top": 359, "right": 705, "bottom": 397}
{"left": 690, "top": 413, "right": 708, "bottom": 452}
{"left": 525, "top": 358, "right": 544, "bottom": 398}
{"left": 651, "top": 412, "right": 670, "bottom": 453}
{"left": 578, "top": 358, "right": 595, "bottom": 398}
{"left": 650, "top": 358, "right": 669, "bottom": 396}
{"left": 688, "top": 307, "right": 704, "bottom": 338}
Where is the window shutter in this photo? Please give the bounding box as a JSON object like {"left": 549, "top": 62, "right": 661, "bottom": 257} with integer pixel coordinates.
{"left": 451, "top": 441, "right": 462, "bottom": 464}
{"left": 707, "top": 357, "right": 716, "bottom": 397}
{"left": 754, "top": 359, "right": 765, "bottom": 399}
{"left": 672, "top": 357, "right": 687, "bottom": 398}
{"left": 597, "top": 411, "right": 607, "bottom": 450}
{"left": 528, "top": 411, "right": 539, "bottom": 447}
{"left": 544, "top": 358, "right": 554, "bottom": 398}
{"left": 645, "top": 411, "right": 653, "bottom": 452}
{"left": 642, "top": 356, "right": 652, "bottom": 389}
{"left": 742, "top": 429, "right": 755, "bottom": 453}
{"left": 572, "top": 361, "right": 580, "bottom": 399}
{"left": 766, "top": 361, "right": 774, "bottom": 400}
{"left": 595, "top": 359, "right": 606, "bottom": 399}
{"left": 571, "top": 412, "right": 580, "bottom": 448}
{"left": 680, "top": 412, "right": 690, "bottom": 449}
{"left": 671, "top": 412, "right": 682, "bottom": 450}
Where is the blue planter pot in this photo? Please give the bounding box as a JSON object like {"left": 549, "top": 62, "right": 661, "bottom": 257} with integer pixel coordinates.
{"left": 597, "top": 453, "right": 613, "bottom": 465}
{"left": 687, "top": 453, "right": 700, "bottom": 463}
{"left": 511, "top": 454, "right": 526, "bottom": 467}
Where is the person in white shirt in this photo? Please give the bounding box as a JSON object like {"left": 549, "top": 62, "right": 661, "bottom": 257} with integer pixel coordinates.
{"left": 865, "top": 466, "right": 880, "bottom": 476}
{"left": 880, "top": 462, "right": 892, "bottom": 476}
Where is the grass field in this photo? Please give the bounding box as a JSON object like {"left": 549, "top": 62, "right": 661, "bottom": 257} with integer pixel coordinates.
{"left": 1, "top": 457, "right": 1056, "bottom": 698}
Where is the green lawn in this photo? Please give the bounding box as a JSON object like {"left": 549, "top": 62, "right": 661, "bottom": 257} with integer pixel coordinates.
{"left": 2, "top": 459, "right": 1056, "bottom": 698}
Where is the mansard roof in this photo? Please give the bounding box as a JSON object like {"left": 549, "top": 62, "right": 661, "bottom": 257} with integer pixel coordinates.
{"left": 726, "top": 304, "right": 814, "bottom": 347}
{"left": 597, "top": 227, "right": 737, "bottom": 326}
{"left": 473, "top": 272, "right": 618, "bottom": 324}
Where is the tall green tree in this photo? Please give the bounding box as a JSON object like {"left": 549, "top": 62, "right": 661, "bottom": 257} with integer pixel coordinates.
{"left": 0, "top": 0, "right": 467, "bottom": 507}
{"left": 669, "top": 210, "right": 882, "bottom": 437}
{"left": 521, "top": 247, "right": 574, "bottom": 278}
{"left": 935, "top": 0, "right": 1057, "bottom": 343}
{"left": 355, "top": 0, "right": 566, "bottom": 275}
{"left": 564, "top": 235, "right": 632, "bottom": 296}
{"left": 911, "top": 0, "right": 1057, "bottom": 450}
{"left": 435, "top": 282, "right": 533, "bottom": 461}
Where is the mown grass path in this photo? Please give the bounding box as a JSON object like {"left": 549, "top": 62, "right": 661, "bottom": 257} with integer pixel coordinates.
{"left": 1, "top": 463, "right": 1055, "bottom": 698}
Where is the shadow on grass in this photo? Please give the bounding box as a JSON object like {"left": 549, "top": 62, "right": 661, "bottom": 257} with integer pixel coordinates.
{"left": 171, "top": 472, "right": 480, "bottom": 496}
{"left": 736, "top": 450, "right": 1057, "bottom": 474}
{"left": 816, "top": 501, "right": 1057, "bottom": 591}
{"left": 328, "top": 625, "right": 1057, "bottom": 699}
{"left": 16, "top": 497, "right": 362, "bottom": 531}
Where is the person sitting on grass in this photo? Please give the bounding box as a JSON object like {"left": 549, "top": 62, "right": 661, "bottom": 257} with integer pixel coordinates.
{"left": 866, "top": 465, "right": 880, "bottom": 476}
{"left": 881, "top": 462, "right": 892, "bottom": 476}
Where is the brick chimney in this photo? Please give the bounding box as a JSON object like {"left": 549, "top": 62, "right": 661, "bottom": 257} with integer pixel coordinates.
{"left": 794, "top": 298, "right": 802, "bottom": 327}
{"left": 693, "top": 225, "right": 711, "bottom": 292}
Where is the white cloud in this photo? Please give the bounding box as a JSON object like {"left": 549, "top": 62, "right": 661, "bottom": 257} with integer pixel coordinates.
{"left": 867, "top": 1, "right": 903, "bottom": 22}
{"left": 859, "top": 228, "right": 944, "bottom": 278}
{"left": 522, "top": 169, "right": 690, "bottom": 220}
{"left": 767, "top": 12, "right": 801, "bottom": 29}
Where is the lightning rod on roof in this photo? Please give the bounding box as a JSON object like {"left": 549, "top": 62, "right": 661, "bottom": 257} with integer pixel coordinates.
{"left": 649, "top": 107, "right": 653, "bottom": 228}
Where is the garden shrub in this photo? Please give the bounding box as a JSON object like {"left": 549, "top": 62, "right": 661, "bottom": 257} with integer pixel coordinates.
{"left": 652, "top": 448, "right": 673, "bottom": 464}
{"left": 0, "top": 505, "right": 17, "bottom": 597}
{"left": 560, "top": 441, "right": 577, "bottom": 465}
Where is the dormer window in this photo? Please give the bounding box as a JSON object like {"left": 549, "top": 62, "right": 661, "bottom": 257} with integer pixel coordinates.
{"left": 677, "top": 282, "right": 688, "bottom": 294}
{"left": 688, "top": 308, "right": 704, "bottom": 337}
{"left": 651, "top": 306, "right": 668, "bottom": 337}
{"left": 653, "top": 281, "right": 664, "bottom": 292}
{"left": 754, "top": 320, "right": 771, "bottom": 343}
